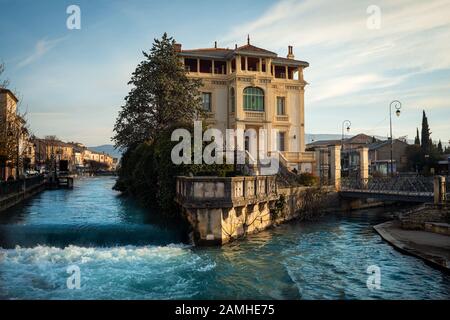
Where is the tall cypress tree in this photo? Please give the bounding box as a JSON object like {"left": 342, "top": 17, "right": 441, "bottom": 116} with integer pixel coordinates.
{"left": 437, "top": 140, "right": 443, "bottom": 154}
{"left": 421, "top": 110, "right": 431, "bottom": 154}
{"left": 414, "top": 128, "right": 420, "bottom": 145}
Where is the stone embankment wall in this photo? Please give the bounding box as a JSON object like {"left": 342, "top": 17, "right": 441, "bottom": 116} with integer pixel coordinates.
{"left": 0, "top": 176, "right": 46, "bottom": 213}
{"left": 399, "top": 204, "right": 450, "bottom": 232}
{"left": 176, "top": 176, "right": 339, "bottom": 245}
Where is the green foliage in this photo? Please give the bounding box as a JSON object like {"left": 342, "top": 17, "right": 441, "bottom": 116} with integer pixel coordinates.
{"left": 113, "top": 33, "right": 203, "bottom": 150}
{"left": 421, "top": 110, "right": 431, "bottom": 154}
{"left": 114, "top": 122, "right": 236, "bottom": 215}
{"left": 414, "top": 128, "right": 420, "bottom": 145}
{"left": 271, "top": 194, "right": 286, "bottom": 220}
{"left": 406, "top": 110, "right": 446, "bottom": 174}
{"left": 437, "top": 140, "right": 443, "bottom": 154}
{"left": 297, "top": 172, "right": 319, "bottom": 186}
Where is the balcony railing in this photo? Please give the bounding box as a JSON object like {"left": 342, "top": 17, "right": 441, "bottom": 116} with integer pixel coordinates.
{"left": 176, "top": 175, "right": 278, "bottom": 207}
{"left": 280, "top": 151, "right": 315, "bottom": 163}
{"left": 244, "top": 111, "right": 265, "bottom": 121}
{"left": 0, "top": 175, "right": 45, "bottom": 198}
{"left": 276, "top": 115, "right": 289, "bottom": 122}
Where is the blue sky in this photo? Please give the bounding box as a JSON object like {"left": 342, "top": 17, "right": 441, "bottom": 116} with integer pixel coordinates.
{"left": 0, "top": 0, "right": 449, "bottom": 146}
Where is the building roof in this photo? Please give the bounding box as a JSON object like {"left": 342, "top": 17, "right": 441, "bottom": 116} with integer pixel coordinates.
{"left": 234, "top": 44, "right": 277, "bottom": 57}
{"left": 368, "top": 139, "right": 409, "bottom": 150}
{"left": 0, "top": 88, "right": 19, "bottom": 102}
{"left": 179, "top": 48, "right": 233, "bottom": 59}
{"left": 306, "top": 139, "right": 341, "bottom": 148}
{"left": 346, "top": 133, "right": 378, "bottom": 145}
{"left": 179, "top": 42, "right": 309, "bottom": 67}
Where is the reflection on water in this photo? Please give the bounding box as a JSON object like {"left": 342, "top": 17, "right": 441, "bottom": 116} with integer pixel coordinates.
{"left": 0, "top": 177, "right": 449, "bottom": 299}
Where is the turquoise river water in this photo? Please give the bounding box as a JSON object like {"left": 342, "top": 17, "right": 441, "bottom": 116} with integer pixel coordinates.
{"left": 0, "top": 176, "right": 449, "bottom": 299}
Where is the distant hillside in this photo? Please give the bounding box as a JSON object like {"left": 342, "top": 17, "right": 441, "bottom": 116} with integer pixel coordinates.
{"left": 88, "top": 134, "right": 414, "bottom": 159}
{"left": 88, "top": 145, "right": 122, "bottom": 159}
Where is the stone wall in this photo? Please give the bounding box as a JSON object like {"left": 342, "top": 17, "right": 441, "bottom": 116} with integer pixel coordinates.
{"left": 0, "top": 176, "right": 46, "bottom": 213}
{"left": 399, "top": 203, "right": 450, "bottom": 230}
{"left": 176, "top": 176, "right": 339, "bottom": 245}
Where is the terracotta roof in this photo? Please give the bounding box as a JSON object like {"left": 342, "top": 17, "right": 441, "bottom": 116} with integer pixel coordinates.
{"left": 234, "top": 44, "right": 277, "bottom": 57}
{"left": 179, "top": 43, "right": 309, "bottom": 67}
{"left": 272, "top": 56, "right": 309, "bottom": 67}
{"left": 179, "top": 48, "right": 232, "bottom": 59}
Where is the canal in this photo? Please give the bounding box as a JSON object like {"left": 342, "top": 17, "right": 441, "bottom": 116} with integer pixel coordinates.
{"left": 0, "top": 176, "right": 449, "bottom": 299}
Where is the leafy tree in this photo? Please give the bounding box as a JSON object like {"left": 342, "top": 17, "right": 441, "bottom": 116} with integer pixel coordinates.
{"left": 113, "top": 34, "right": 233, "bottom": 214}
{"left": 0, "top": 62, "right": 9, "bottom": 89}
{"left": 113, "top": 33, "right": 203, "bottom": 150}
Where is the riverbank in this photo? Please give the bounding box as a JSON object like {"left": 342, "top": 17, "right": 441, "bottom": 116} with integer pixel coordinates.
{"left": 374, "top": 220, "right": 450, "bottom": 272}
{"left": 0, "top": 176, "right": 46, "bottom": 213}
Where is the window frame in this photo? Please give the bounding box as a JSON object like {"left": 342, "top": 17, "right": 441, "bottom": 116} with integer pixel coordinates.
{"left": 230, "top": 88, "right": 235, "bottom": 113}
{"left": 201, "top": 92, "right": 212, "bottom": 112}
{"left": 243, "top": 87, "right": 264, "bottom": 112}
{"left": 277, "top": 97, "right": 286, "bottom": 115}
{"left": 277, "top": 131, "right": 286, "bottom": 152}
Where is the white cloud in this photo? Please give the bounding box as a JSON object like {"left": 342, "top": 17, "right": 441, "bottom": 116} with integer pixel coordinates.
{"left": 221, "top": 0, "right": 450, "bottom": 140}
{"left": 17, "top": 37, "right": 66, "bottom": 68}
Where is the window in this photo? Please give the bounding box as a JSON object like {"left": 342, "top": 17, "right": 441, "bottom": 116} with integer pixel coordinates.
{"left": 230, "top": 88, "right": 235, "bottom": 113}
{"left": 277, "top": 97, "right": 286, "bottom": 115}
{"left": 243, "top": 87, "right": 264, "bottom": 111}
{"left": 277, "top": 132, "right": 286, "bottom": 152}
{"left": 202, "top": 93, "right": 212, "bottom": 112}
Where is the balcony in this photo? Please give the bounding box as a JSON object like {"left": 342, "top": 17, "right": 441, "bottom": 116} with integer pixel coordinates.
{"left": 281, "top": 151, "right": 316, "bottom": 163}
{"left": 175, "top": 176, "right": 278, "bottom": 208}
{"left": 244, "top": 111, "right": 265, "bottom": 121}
{"left": 276, "top": 115, "right": 289, "bottom": 122}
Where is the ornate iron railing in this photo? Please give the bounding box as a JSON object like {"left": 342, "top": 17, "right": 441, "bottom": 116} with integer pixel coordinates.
{"left": 341, "top": 176, "right": 434, "bottom": 194}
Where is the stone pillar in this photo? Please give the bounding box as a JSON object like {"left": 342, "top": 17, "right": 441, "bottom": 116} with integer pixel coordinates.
{"left": 329, "top": 145, "right": 341, "bottom": 191}
{"left": 315, "top": 149, "right": 322, "bottom": 178}
{"left": 434, "top": 176, "right": 446, "bottom": 205}
{"left": 359, "top": 147, "right": 369, "bottom": 188}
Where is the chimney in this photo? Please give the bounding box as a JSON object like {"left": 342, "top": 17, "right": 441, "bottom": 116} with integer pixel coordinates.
{"left": 287, "top": 45, "right": 294, "bottom": 59}
{"left": 214, "top": 41, "right": 217, "bottom": 48}
{"left": 174, "top": 43, "right": 182, "bottom": 52}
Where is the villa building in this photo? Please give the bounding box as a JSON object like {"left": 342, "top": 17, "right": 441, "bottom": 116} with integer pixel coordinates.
{"left": 177, "top": 38, "right": 315, "bottom": 172}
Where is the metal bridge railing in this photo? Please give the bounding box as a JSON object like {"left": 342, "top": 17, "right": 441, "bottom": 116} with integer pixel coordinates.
{"left": 341, "top": 176, "right": 434, "bottom": 194}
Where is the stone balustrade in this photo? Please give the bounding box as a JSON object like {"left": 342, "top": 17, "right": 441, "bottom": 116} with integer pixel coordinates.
{"left": 176, "top": 175, "right": 277, "bottom": 208}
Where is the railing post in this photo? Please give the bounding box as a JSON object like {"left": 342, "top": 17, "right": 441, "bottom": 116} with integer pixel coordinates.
{"left": 359, "top": 147, "right": 369, "bottom": 189}
{"left": 434, "top": 175, "right": 446, "bottom": 205}
{"left": 329, "top": 145, "right": 341, "bottom": 191}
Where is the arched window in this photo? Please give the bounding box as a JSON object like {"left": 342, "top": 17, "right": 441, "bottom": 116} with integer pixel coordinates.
{"left": 243, "top": 87, "right": 264, "bottom": 111}
{"left": 230, "top": 87, "right": 235, "bottom": 113}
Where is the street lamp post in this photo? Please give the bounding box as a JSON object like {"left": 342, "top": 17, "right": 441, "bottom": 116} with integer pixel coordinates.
{"left": 389, "top": 100, "right": 402, "bottom": 176}
{"left": 341, "top": 120, "right": 352, "bottom": 146}
{"left": 341, "top": 120, "right": 351, "bottom": 174}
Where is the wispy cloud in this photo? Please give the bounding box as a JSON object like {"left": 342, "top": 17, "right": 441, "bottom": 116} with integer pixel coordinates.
{"left": 18, "top": 37, "right": 66, "bottom": 68}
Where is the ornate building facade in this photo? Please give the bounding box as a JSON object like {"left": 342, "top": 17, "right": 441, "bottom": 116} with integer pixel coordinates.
{"left": 177, "top": 38, "right": 315, "bottom": 172}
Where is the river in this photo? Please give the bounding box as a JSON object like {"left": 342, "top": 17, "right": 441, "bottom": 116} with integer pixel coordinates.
{"left": 0, "top": 176, "right": 449, "bottom": 299}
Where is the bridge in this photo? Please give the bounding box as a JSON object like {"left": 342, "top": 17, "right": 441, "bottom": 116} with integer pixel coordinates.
{"left": 340, "top": 175, "right": 449, "bottom": 203}
{"left": 314, "top": 144, "right": 448, "bottom": 205}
